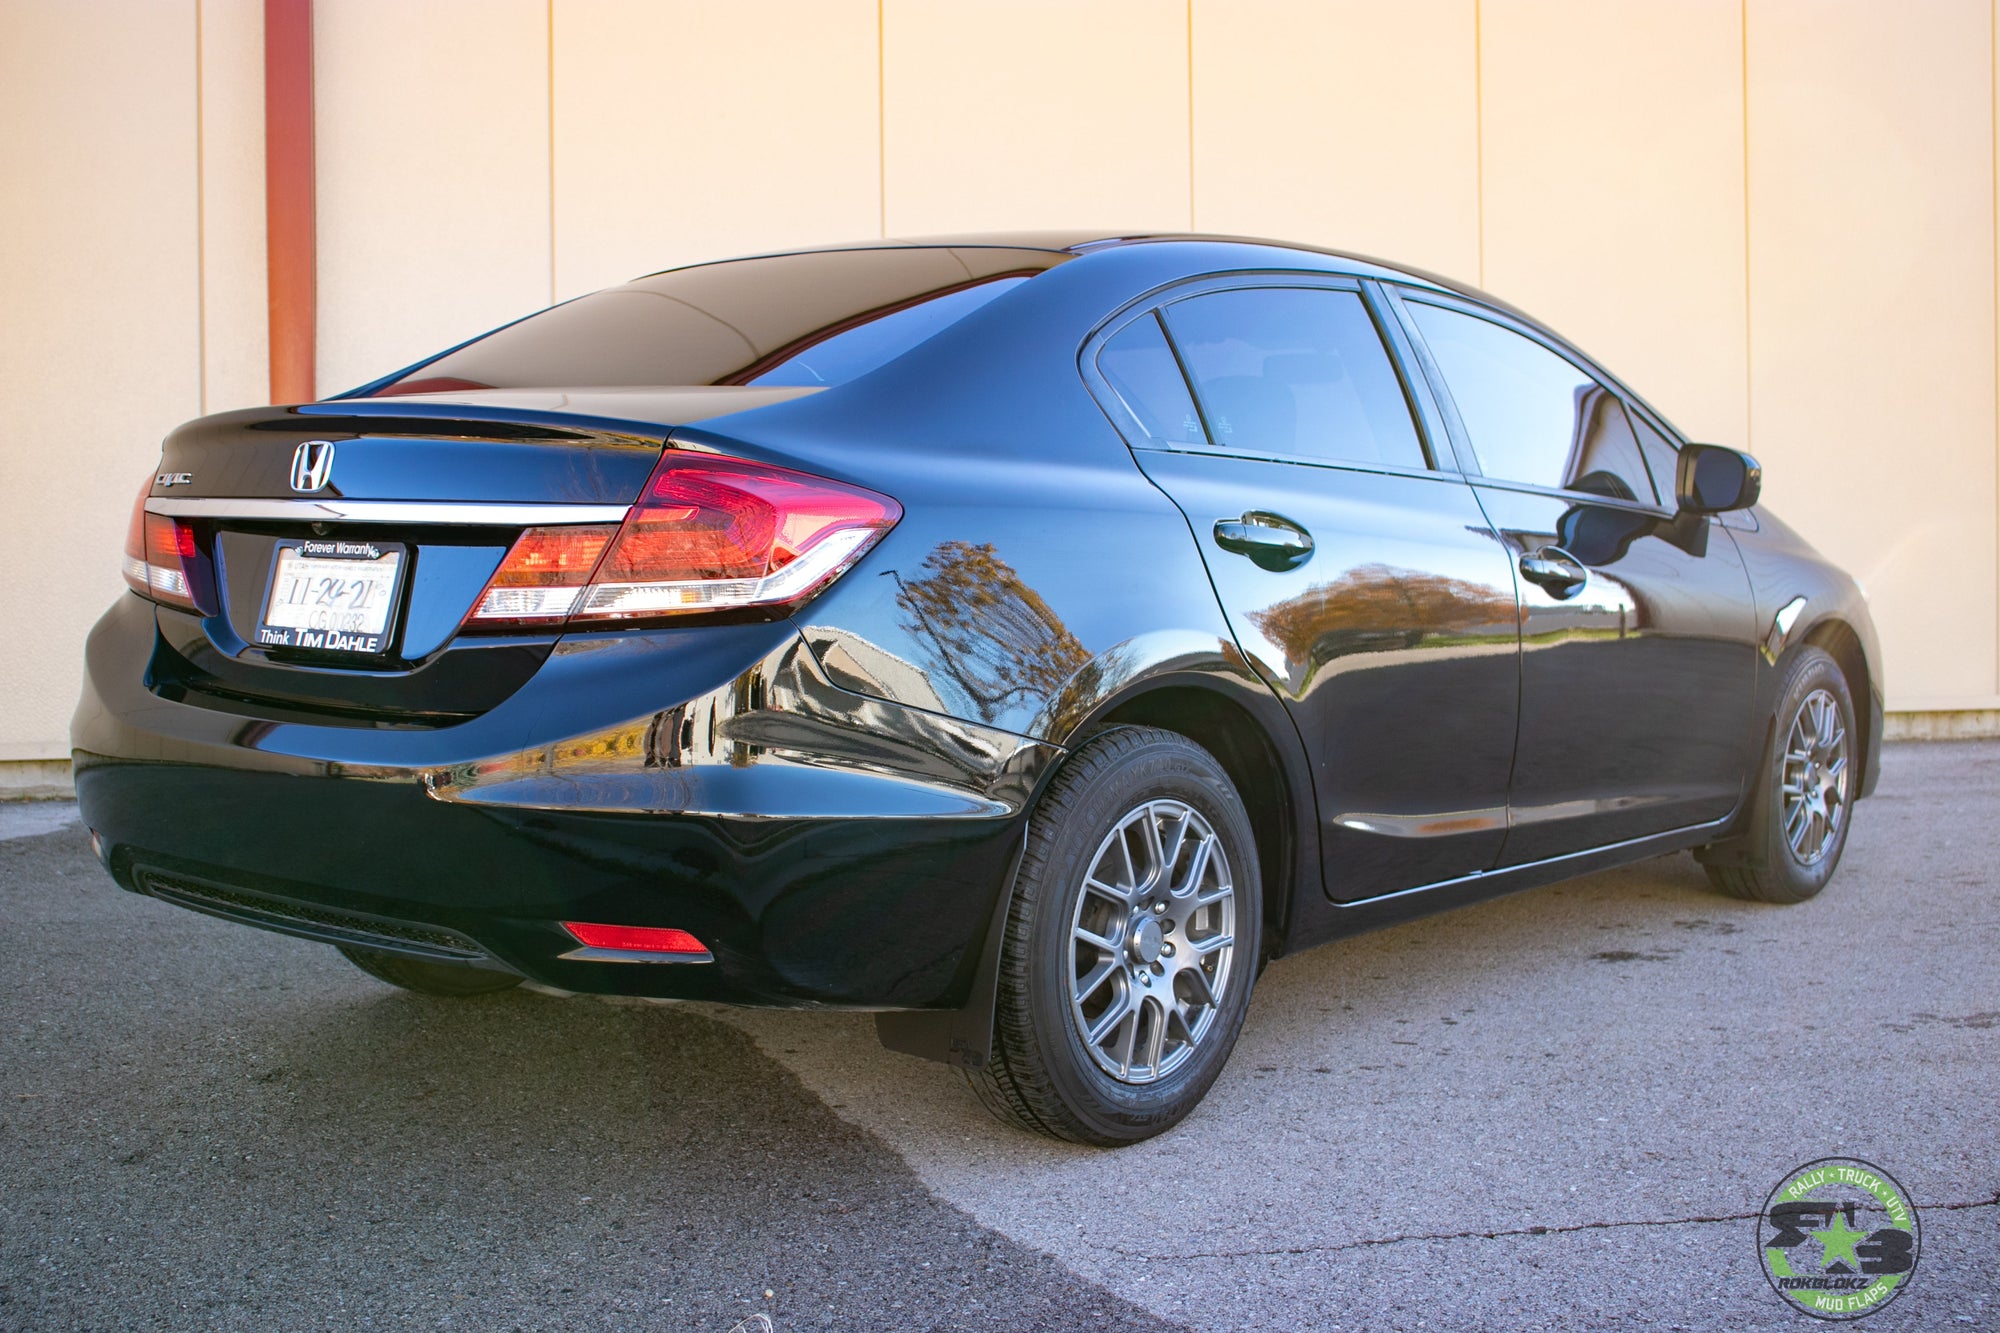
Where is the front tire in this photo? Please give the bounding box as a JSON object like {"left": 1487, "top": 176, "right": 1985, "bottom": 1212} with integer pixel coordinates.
{"left": 337, "top": 945, "right": 524, "bottom": 997}
{"left": 1699, "top": 645, "right": 1856, "bottom": 904}
{"left": 966, "top": 727, "right": 1262, "bottom": 1145}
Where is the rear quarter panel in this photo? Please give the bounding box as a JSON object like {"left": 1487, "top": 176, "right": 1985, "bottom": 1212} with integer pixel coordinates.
{"left": 665, "top": 246, "right": 1330, "bottom": 945}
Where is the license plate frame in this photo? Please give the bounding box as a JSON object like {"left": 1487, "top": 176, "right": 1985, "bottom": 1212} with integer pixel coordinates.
{"left": 255, "top": 538, "right": 409, "bottom": 657}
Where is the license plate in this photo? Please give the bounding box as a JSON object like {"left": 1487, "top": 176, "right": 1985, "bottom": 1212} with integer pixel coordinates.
{"left": 256, "top": 539, "right": 407, "bottom": 655}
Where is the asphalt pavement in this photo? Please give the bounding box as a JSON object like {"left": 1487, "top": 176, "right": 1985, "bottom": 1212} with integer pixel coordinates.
{"left": 3, "top": 741, "right": 1996, "bottom": 1331}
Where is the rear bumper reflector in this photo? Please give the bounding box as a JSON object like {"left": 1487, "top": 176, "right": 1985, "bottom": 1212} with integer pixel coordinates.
{"left": 558, "top": 921, "right": 713, "bottom": 964}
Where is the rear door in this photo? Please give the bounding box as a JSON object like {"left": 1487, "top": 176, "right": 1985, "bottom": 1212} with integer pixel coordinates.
{"left": 1087, "top": 278, "right": 1522, "bottom": 901}
{"left": 1389, "top": 288, "right": 1760, "bottom": 863}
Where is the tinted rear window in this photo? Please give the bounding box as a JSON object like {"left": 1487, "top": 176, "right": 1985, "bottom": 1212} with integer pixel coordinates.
{"left": 369, "top": 247, "right": 1065, "bottom": 396}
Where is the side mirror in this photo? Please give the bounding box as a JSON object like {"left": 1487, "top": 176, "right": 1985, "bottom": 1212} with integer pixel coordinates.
{"left": 1677, "top": 443, "right": 1762, "bottom": 514}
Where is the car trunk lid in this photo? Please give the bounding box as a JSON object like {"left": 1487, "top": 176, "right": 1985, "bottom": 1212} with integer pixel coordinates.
{"left": 140, "top": 388, "right": 816, "bottom": 723}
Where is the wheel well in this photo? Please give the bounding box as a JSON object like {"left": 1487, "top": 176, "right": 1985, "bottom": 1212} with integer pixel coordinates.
{"left": 1804, "top": 619, "right": 1871, "bottom": 782}
{"left": 1088, "top": 687, "right": 1295, "bottom": 956}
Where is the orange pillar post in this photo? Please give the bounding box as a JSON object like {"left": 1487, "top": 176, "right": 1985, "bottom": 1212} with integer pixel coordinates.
{"left": 264, "top": 0, "right": 315, "bottom": 403}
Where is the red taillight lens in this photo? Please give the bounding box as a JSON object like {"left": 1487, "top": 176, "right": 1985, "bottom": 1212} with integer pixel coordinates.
{"left": 121, "top": 481, "right": 200, "bottom": 611}
{"left": 560, "top": 922, "right": 709, "bottom": 955}
{"left": 465, "top": 524, "right": 618, "bottom": 627}
{"left": 464, "top": 453, "right": 900, "bottom": 631}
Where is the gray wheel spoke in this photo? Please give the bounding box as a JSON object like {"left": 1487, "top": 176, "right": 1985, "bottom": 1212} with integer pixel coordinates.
{"left": 1109, "top": 1004, "right": 1140, "bottom": 1075}
{"left": 1135, "top": 998, "right": 1167, "bottom": 1072}
{"left": 1083, "top": 874, "right": 1132, "bottom": 906}
{"left": 1189, "top": 932, "right": 1233, "bottom": 957}
{"left": 1173, "top": 835, "right": 1214, "bottom": 900}
{"left": 1087, "top": 987, "right": 1135, "bottom": 1047}
{"left": 1075, "top": 956, "right": 1119, "bottom": 1003}
{"left": 1074, "top": 924, "right": 1121, "bottom": 955}
{"left": 1139, "top": 805, "right": 1167, "bottom": 889}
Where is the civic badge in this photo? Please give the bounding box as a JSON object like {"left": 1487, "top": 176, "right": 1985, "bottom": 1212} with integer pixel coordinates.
{"left": 289, "top": 440, "right": 336, "bottom": 493}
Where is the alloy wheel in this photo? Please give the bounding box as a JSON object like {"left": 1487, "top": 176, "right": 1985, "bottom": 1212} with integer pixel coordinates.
{"left": 1781, "top": 686, "right": 1849, "bottom": 866}
{"left": 1067, "top": 799, "right": 1237, "bottom": 1083}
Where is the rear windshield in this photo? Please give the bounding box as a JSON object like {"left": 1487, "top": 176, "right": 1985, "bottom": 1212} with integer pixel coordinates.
{"left": 367, "top": 246, "right": 1065, "bottom": 396}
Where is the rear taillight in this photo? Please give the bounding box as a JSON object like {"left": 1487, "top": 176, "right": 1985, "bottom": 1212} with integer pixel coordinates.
{"left": 121, "top": 480, "right": 202, "bottom": 612}
{"left": 465, "top": 452, "right": 900, "bottom": 631}
{"left": 461, "top": 524, "right": 618, "bottom": 628}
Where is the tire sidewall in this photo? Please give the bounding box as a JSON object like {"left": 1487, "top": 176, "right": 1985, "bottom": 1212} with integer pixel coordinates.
{"left": 1016, "top": 733, "right": 1262, "bottom": 1141}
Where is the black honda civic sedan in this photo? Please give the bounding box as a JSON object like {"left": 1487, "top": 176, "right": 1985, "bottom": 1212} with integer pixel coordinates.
{"left": 75, "top": 233, "right": 1881, "bottom": 1144}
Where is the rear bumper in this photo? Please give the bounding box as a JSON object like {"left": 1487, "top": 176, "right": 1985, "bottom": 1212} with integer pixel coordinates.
{"left": 73, "top": 594, "right": 1056, "bottom": 1007}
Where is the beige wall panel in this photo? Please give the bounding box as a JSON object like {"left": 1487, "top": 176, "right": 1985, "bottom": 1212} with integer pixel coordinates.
{"left": 552, "top": 0, "right": 880, "bottom": 299}
{"left": 199, "top": 0, "right": 268, "bottom": 413}
{"left": 1190, "top": 0, "right": 1478, "bottom": 284}
{"left": 883, "top": 0, "right": 1188, "bottom": 236}
{"left": 1480, "top": 0, "right": 1746, "bottom": 448}
{"left": 314, "top": 0, "right": 551, "bottom": 395}
{"left": 0, "top": 1, "right": 201, "bottom": 760}
{"left": 1748, "top": 0, "right": 1996, "bottom": 706}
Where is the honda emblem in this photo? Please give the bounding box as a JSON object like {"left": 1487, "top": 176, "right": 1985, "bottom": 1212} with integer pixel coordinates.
{"left": 290, "top": 440, "right": 336, "bottom": 493}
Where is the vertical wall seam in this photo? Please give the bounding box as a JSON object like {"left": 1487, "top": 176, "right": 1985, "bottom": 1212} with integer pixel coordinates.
{"left": 877, "top": 0, "right": 887, "bottom": 237}
{"left": 1474, "top": 0, "right": 1484, "bottom": 287}
{"left": 194, "top": 0, "right": 208, "bottom": 415}
{"left": 1187, "top": 0, "right": 1195, "bottom": 229}
{"left": 1992, "top": 0, "right": 1998, "bottom": 694}
{"left": 547, "top": 0, "right": 555, "bottom": 305}
{"left": 1742, "top": 0, "right": 1753, "bottom": 455}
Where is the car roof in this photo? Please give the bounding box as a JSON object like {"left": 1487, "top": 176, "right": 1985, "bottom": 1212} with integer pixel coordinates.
{"left": 635, "top": 230, "right": 1520, "bottom": 323}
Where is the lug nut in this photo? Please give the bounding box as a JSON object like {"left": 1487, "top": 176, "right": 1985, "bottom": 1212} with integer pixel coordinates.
{"left": 1152, "top": 901, "right": 1167, "bottom": 914}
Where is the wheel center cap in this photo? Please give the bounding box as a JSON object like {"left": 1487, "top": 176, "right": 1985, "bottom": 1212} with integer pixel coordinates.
{"left": 1130, "top": 917, "right": 1165, "bottom": 965}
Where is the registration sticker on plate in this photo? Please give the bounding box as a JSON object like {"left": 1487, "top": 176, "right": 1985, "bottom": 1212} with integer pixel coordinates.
{"left": 256, "top": 539, "right": 407, "bottom": 655}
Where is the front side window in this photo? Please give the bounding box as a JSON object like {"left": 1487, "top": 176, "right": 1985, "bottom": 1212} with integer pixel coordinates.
{"left": 1160, "top": 287, "right": 1427, "bottom": 468}
{"left": 1407, "top": 300, "right": 1655, "bottom": 504}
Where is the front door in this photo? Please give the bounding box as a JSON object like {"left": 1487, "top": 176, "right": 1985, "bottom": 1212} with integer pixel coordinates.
{"left": 1394, "top": 291, "right": 1761, "bottom": 863}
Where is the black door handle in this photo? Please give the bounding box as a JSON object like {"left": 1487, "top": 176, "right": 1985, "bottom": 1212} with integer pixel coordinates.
{"left": 1519, "top": 545, "right": 1589, "bottom": 599}
{"left": 1213, "top": 512, "right": 1314, "bottom": 572}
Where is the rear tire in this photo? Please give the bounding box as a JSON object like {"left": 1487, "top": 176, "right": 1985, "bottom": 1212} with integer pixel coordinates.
{"left": 337, "top": 945, "right": 523, "bottom": 997}
{"left": 1698, "top": 646, "right": 1856, "bottom": 904}
{"left": 965, "top": 727, "right": 1261, "bottom": 1145}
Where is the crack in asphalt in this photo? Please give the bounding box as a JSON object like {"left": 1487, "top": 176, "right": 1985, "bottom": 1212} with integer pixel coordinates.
{"left": 1099, "top": 1191, "right": 2000, "bottom": 1263}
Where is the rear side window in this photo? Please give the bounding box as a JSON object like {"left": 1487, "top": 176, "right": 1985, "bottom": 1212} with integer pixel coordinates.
{"left": 1096, "top": 313, "right": 1205, "bottom": 447}
{"left": 367, "top": 247, "right": 1064, "bottom": 395}
{"left": 1159, "top": 287, "right": 1426, "bottom": 468}
{"left": 1406, "top": 301, "right": 1656, "bottom": 504}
